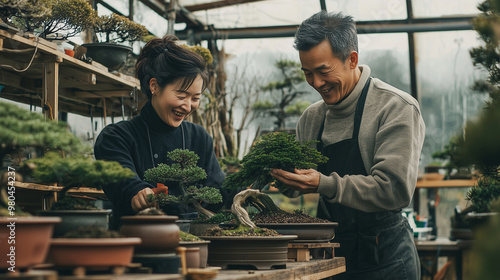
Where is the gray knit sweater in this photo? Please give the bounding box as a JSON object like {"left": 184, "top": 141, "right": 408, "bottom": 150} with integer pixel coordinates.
{"left": 296, "top": 65, "right": 425, "bottom": 212}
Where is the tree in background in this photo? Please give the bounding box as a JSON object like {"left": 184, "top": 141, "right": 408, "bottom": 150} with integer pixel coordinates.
{"left": 253, "top": 59, "right": 309, "bottom": 131}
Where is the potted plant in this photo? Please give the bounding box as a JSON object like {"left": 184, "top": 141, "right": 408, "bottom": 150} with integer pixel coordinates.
{"left": 23, "top": 151, "right": 135, "bottom": 236}
{"left": 221, "top": 132, "right": 336, "bottom": 241}
{"left": 82, "top": 13, "right": 148, "bottom": 71}
{"left": 455, "top": 0, "right": 500, "bottom": 229}
{"left": 49, "top": 226, "right": 141, "bottom": 272}
{"left": 6, "top": 0, "right": 96, "bottom": 41}
{"left": 179, "top": 231, "right": 210, "bottom": 268}
{"left": 143, "top": 149, "right": 223, "bottom": 223}
{"left": 201, "top": 189, "right": 297, "bottom": 269}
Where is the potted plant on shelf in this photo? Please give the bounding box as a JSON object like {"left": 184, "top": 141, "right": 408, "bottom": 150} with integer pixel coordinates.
{"left": 23, "top": 151, "right": 135, "bottom": 236}
{"left": 179, "top": 231, "right": 210, "bottom": 268}
{"left": 143, "top": 149, "right": 223, "bottom": 232}
{"left": 221, "top": 132, "right": 336, "bottom": 241}
{"left": 82, "top": 13, "right": 148, "bottom": 71}
{"left": 6, "top": 0, "right": 96, "bottom": 41}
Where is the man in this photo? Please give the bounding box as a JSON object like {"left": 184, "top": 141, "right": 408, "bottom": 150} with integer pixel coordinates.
{"left": 271, "top": 11, "right": 425, "bottom": 280}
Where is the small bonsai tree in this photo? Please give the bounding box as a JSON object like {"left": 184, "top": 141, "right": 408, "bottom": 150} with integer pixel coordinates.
{"left": 144, "top": 149, "right": 222, "bottom": 218}
{"left": 93, "top": 13, "right": 148, "bottom": 44}
{"left": 222, "top": 132, "right": 328, "bottom": 192}
{"left": 11, "top": 0, "right": 97, "bottom": 40}
{"left": 457, "top": 0, "right": 500, "bottom": 213}
{"left": 0, "top": 0, "right": 51, "bottom": 27}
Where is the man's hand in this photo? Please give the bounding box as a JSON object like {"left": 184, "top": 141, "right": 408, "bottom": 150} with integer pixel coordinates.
{"left": 131, "top": 188, "right": 155, "bottom": 212}
{"left": 270, "top": 168, "right": 320, "bottom": 194}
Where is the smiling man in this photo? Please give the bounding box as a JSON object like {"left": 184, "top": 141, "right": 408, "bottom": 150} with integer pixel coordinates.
{"left": 270, "top": 11, "right": 425, "bottom": 280}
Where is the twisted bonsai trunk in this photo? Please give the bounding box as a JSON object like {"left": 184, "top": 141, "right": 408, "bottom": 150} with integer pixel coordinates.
{"left": 231, "top": 189, "right": 280, "bottom": 228}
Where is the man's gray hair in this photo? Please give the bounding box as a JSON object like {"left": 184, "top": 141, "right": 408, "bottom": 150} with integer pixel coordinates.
{"left": 294, "top": 11, "right": 358, "bottom": 62}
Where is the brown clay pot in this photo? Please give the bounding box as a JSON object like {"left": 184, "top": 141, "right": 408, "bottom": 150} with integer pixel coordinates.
{"left": 0, "top": 216, "right": 61, "bottom": 270}
{"left": 184, "top": 247, "right": 200, "bottom": 268}
{"left": 50, "top": 238, "right": 141, "bottom": 268}
{"left": 202, "top": 235, "right": 297, "bottom": 269}
{"left": 120, "top": 215, "right": 180, "bottom": 254}
{"left": 179, "top": 240, "right": 210, "bottom": 268}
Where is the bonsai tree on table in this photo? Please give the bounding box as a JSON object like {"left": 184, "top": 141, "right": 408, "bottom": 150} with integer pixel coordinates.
{"left": 459, "top": 0, "right": 500, "bottom": 215}
{"left": 93, "top": 13, "right": 149, "bottom": 44}
{"left": 144, "top": 149, "right": 223, "bottom": 219}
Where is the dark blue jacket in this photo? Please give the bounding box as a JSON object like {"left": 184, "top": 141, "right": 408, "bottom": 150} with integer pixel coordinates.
{"left": 94, "top": 101, "right": 225, "bottom": 228}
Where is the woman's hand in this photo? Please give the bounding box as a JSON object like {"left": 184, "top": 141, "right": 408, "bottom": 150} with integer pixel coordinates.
{"left": 131, "top": 188, "right": 155, "bottom": 212}
{"left": 270, "top": 168, "right": 320, "bottom": 194}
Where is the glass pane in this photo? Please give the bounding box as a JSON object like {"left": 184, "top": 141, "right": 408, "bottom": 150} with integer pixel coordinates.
{"left": 192, "top": 0, "right": 321, "bottom": 28}
{"left": 412, "top": 0, "right": 481, "bottom": 18}
{"left": 100, "top": 0, "right": 129, "bottom": 16}
{"left": 134, "top": 0, "right": 169, "bottom": 37}
{"left": 326, "top": 0, "right": 407, "bottom": 21}
{"left": 358, "top": 33, "right": 410, "bottom": 93}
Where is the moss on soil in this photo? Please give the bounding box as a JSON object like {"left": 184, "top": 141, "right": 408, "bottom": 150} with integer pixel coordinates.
{"left": 204, "top": 224, "right": 280, "bottom": 237}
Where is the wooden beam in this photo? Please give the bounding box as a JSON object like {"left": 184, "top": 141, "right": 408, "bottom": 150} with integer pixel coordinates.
{"left": 73, "top": 90, "right": 133, "bottom": 98}
{"left": 43, "top": 62, "right": 59, "bottom": 121}
{"left": 184, "top": 0, "right": 265, "bottom": 12}
{"left": 59, "top": 67, "right": 97, "bottom": 87}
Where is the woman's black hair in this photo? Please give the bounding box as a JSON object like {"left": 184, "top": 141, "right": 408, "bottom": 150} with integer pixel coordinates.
{"left": 136, "top": 35, "right": 209, "bottom": 100}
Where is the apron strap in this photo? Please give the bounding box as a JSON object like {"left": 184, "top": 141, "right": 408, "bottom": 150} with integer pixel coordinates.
{"left": 352, "top": 77, "right": 371, "bottom": 140}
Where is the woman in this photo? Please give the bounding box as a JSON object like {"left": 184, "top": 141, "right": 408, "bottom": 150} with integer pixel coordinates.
{"left": 94, "top": 35, "right": 225, "bottom": 229}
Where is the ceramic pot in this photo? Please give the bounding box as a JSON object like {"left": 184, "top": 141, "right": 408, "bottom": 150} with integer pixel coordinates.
{"left": 184, "top": 247, "right": 200, "bottom": 268}
{"left": 120, "top": 215, "right": 180, "bottom": 254}
{"left": 50, "top": 238, "right": 141, "bottom": 268}
{"left": 0, "top": 216, "right": 61, "bottom": 270}
{"left": 38, "top": 209, "right": 112, "bottom": 237}
{"left": 189, "top": 223, "right": 219, "bottom": 236}
{"left": 81, "top": 43, "right": 132, "bottom": 71}
{"left": 202, "top": 235, "right": 297, "bottom": 269}
{"left": 179, "top": 240, "right": 210, "bottom": 268}
{"left": 220, "top": 222, "right": 337, "bottom": 241}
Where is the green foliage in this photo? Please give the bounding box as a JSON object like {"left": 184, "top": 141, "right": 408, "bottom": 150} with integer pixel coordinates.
{"left": 144, "top": 149, "right": 207, "bottom": 187}
{"left": 182, "top": 45, "right": 213, "bottom": 66}
{"left": 179, "top": 231, "right": 204, "bottom": 241}
{"left": 50, "top": 195, "right": 97, "bottom": 210}
{"left": 257, "top": 59, "right": 308, "bottom": 129}
{"left": 285, "top": 101, "right": 311, "bottom": 115}
{"left": 144, "top": 149, "right": 222, "bottom": 213}
{"left": 472, "top": 200, "right": 500, "bottom": 279}
{"left": 431, "top": 134, "right": 473, "bottom": 175}
{"left": 466, "top": 177, "right": 500, "bottom": 212}
{"left": 0, "top": 0, "right": 52, "bottom": 25}
{"left": 194, "top": 212, "right": 234, "bottom": 224}
{"left": 94, "top": 13, "right": 149, "bottom": 43}
{"left": 0, "top": 102, "right": 83, "bottom": 157}
{"left": 23, "top": 152, "right": 135, "bottom": 190}
{"left": 222, "top": 132, "right": 328, "bottom": 191}
{"left": 11, "top": 0, "right": 97, "bottom": 39}
{"left": 459, "top": 0, "right": 500, "bottom": 212}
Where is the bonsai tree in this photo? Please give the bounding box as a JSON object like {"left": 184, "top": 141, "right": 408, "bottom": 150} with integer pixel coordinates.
{"left": 10, "top": 0, "right": 97, "bottom": 40}
{"left": 431, "top": 134, "right": 474, "bottom": 179}
{"left": 93, "top": 13, "right": 148, "bottom": 44}
{"left": 222, "top": 132, "right": 327, "bottom": 192}
{"left": 0, "top": 0, "right": 51, "bottom": 27}
{"left": 22, "top": 152, "right": 135, "bottom": 210}
{"left": 457, "top": 0, "right": 500, "bottom": 213}
{"left": 144, "top": 149, "right": 222, "bottom": 218}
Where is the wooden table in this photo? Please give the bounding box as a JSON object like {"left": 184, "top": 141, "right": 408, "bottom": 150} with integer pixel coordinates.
{"left": 214, "top": 258, "right": 345, "bottom": 280}
{"left": 415, "top": 238, "right": 474, "bottom": 280}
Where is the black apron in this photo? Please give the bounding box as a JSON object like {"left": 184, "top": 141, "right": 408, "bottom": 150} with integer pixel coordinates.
{"left": 316, "top": 78, "right": 420, "bottom": 280}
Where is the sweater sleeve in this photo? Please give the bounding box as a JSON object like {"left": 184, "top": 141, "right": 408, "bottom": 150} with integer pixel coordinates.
{"left": 317, "top": 102, "right": 425, "bottom": 212}
{"left": 94, "top": 124, "right": 153, "bottom": 216}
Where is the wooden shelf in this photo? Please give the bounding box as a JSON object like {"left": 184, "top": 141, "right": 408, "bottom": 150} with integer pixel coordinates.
{"left": 416, "top": 179, "right": 477, "bottom": 188}
{"left": 0, "top": 29, "right": 146, "bottom": 119}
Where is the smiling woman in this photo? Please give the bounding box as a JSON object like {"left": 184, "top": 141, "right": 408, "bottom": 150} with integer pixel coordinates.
{"left": 94, "top": 35, "right": 226, "bottom": 229}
